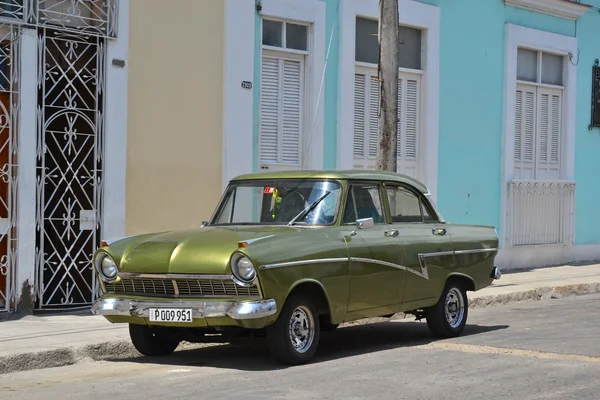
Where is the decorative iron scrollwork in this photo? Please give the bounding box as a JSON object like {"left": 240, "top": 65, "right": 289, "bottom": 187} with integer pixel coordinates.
{"left": 590, "top": 59, "right": 600, "bottom": 131}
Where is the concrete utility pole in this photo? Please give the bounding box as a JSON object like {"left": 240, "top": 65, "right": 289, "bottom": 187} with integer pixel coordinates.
{"left": 376, "top": 0, "right": 399, "bottom": 172}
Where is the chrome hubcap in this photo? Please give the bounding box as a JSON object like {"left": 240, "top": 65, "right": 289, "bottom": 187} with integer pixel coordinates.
{"left": 288, "top": 305, "right": 314, "bottom": 353}
{"left": 445, "top": 288, "right": 465, "bottom": 329}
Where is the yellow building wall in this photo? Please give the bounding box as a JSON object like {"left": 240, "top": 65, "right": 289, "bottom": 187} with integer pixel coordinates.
{"left": 126, "top": 0, "right": 224, "bottom": 235}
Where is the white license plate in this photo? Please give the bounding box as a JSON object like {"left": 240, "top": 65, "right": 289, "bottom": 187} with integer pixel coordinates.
{"left": 149, "top": 308, "right": 193, "bottom": 323}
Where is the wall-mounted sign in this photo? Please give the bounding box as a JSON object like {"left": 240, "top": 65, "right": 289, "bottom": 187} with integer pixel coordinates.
{"left": 241, "top": 81, "right": 253, "bottom": 90}
{"left": 590, "top": 59, "right": 600, "bottom": 130}
{"left": 112, "top": 58, "right": 126, "bottom": 68}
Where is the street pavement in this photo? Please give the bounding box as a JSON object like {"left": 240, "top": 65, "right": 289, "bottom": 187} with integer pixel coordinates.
{"left": 2, "top": 293, "right": 599, "bottom": 400}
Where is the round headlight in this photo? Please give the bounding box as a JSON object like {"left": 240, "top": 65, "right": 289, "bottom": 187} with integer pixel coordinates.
{"left": 232, "top": 254, "right": 256, "bottom": 282}
{"left": 96, "top": 253, "right": 118, "bottom": 281}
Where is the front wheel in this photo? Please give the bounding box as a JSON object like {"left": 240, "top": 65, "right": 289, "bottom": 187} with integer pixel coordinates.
{"left": 425, "top": 281, "right": 468, "bottom": 338}
{"left": 129, "top": 324, "right": 181, "bottom": 357}
{"left": 266, "top": 293, "right": 320, "bottom": 365}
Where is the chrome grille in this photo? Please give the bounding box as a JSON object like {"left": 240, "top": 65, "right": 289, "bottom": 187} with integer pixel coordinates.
{"left": 104, "top": 276, "right": 260, "bottom": 298}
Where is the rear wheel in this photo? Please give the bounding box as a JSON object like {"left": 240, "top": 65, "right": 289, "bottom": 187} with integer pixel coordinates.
{"left": 129, "top": 324, "right": 181, "bottom": 357}
{"left": 267, "top": 293, "right": 320, "bottom": 365}
{"left": 425, "top": 280, "right": 468, "bottom": 338}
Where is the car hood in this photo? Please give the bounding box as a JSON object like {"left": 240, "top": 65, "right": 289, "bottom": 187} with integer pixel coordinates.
{"left": 115, "top": 226, "right": 296, "bottom": 275}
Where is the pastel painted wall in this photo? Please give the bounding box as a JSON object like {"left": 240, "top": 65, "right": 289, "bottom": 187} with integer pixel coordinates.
{"left": 572, "top": 2, "right": 600, "bottom": 244}
{"left": 435, "top": 0, "right": 600, "bottom": 245}
{"left": 251, "top": 0, "right": 600, "bottom": 247}
{"left": 126, "top": 0, "right": 224, "bottom": 235}
{"left": 323, "top": 0, "right": 340, "bottom": 169}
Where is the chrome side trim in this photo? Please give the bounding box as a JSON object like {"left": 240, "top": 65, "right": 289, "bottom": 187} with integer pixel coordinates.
{"left": 417, "top": 248, "right": 499, "bottom": 281}
{"left": 349, "top": 257, "right": 408, "bottom": 271}
{"left": 91, "top": 298, "right": 277, "bottom": 320}
{"left": 258, "top": 258, "right": 348, "bottom": 270}
{"left": 238, "top": 235, "right": 276, "bottom": 246}
{"left": 454, "top": 248, "right": 498, "bottom": 255}
{"left": 257, "top": 247, "right": 498, "bottom": 279}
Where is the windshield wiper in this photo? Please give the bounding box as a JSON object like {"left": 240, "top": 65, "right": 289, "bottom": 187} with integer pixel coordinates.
{"left": 288, "top": 192, "right": 331, "bottom": 226}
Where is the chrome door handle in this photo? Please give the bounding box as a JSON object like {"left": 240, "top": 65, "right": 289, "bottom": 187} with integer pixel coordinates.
{"left": 432, "top": 228, "right": 447, "bottom": 236}
{"left": 385, "top": 229, "right": 399, "bottom": 237}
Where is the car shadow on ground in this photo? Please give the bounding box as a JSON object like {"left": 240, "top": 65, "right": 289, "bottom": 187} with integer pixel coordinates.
{"left": 107, "top": 320, "right": 509, "bottom": 371}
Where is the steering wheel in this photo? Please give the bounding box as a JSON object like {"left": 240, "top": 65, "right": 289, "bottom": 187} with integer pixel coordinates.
{"left": 277, "top": 191, "right": 307, "bottom": 222}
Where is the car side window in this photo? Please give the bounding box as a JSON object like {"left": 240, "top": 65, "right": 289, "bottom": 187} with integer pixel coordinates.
{"left": 343, "top": 183, "right": 385, "bottom": 224}
{"left": 386, "top": 185, "right": 424, "bottom": 223}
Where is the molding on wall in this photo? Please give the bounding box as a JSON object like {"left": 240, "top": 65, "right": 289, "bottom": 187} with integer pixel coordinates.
{"left": 103, "top": 0, "right": 129, "bottom": 241}
{"left": 222, "top": 0, "right": 256, "bottom": 190}
{"left": 17, "top": 28, "right": 38, "bottom": 305}
{"left": 496, "top": 243, "right": 600, "bottom": 270}
{"left": 504, "top": 0, "right": 590, "bottom": 21}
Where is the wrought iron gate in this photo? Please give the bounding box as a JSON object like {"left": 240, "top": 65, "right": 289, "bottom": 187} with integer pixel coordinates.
{"left": 0, "top": 24, "right": 19, "bottom": 312}
{"left": 36, "top": 29, "right": 105, "bottom": 308}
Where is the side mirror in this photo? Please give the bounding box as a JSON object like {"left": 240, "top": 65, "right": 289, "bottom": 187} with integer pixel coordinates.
{"left": 201, "top": 221, "right": 209, "bottom": 227}
{"left": 356, "top": 217, "right": 375, "bottom": 230}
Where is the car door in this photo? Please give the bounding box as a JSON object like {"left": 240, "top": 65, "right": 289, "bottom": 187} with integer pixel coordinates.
{"left": 383, "top": 182, "right": 455, "bottom": 306}
{"left": 341, "top": 181, "right": 406, "bottom": 317}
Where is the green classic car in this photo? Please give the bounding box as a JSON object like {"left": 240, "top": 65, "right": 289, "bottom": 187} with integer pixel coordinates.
{"left": 91, "top": 170, "right": 501, "bottom": 365}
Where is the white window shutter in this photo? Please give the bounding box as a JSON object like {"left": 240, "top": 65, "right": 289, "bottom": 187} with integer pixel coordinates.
{"left": 259, "top": 54, "right": 303, "bottom": 168}
{"left": 538, "top": 92, "right": 550, "bottom": 163}
{"left": 523, "top": 88, "right": 535, "bottom": 162}
{"left": 404, "top": 78, "right": 418, "bottom": 158}
{"left": 281, "top": 59, "right": 302, "bottom": 165}
{"left": 396, "top": 78, "right": 402, "bottom": 158}
{"left": 260, "top": 57, "right": 280, "bottom": 164}
{"left": 550, "top": 93, "right": 561, "bottom": 163}
{"left": 514, "top": 89, "right": 523, "bottom": 161}
{"left": 368, "top": 75, "right": 379, "bottom": 158}
{"left": 354, "top": 73, "right": 366, "bottom": 158}
{"left": 536, "top": 88, "right": 562, "bottom": 168}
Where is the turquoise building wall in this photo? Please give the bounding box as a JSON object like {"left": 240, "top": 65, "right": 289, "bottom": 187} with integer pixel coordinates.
{"left": 253, "top": 0, "right": 600, "bottom": 248}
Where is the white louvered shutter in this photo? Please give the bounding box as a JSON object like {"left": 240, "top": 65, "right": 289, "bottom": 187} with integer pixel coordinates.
{"left": 260, "top": 57, "right": 280, "bottom": 164}
{"left": 396, "top": 78, "right": 402, "bottom": 158}
{"left": 368, "top": 75, "right": 379, "bottom": 158}
{"left": 403, "top": 77, "right": 418, "bottom": 159}
{"left": 354, "top": 73, "right": 366, "bottom": 158}
{"left": 259, "top": 54, "right": 303, "bottom": 169}
{"left": 514, "top": 84, "right": 536, "bottom": 179}
{"left": 281, "top": 60, "right": 302, "bottom": 165}
{"left": 396, "top": 72, "right": 420, "bottom": 177}
{"left": 535, "top": 87, "right": 561, "bottom": 179}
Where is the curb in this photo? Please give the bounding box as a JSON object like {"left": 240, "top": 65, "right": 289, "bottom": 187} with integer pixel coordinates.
{"left": 0, "top": 340, "right": 221, "bottom": 375}
{"left": 469, "top": 282, "right": 600, "bottom": 308}
{"left": 2, "top": 283, "right": 600, "bottom": 375}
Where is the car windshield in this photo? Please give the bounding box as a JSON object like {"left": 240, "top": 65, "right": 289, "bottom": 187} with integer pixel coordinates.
{"left": 211, "top": 179, "right": 342, "bottom": 226}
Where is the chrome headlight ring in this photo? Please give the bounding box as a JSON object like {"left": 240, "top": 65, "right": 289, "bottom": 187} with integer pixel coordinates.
{"left": 231, "top": 253, "right": 257, "bottom": 285}
{"left": 95, "top": 252, "right": 119, "bottom": 283}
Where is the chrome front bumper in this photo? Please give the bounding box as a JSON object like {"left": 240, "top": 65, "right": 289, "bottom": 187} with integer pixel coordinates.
{"left": 91, "top": 297, "right": 277, "bottom": 320}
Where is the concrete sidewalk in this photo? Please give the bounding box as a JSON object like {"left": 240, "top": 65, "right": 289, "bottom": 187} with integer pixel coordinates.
{"left": 1, "top": 262, "right": 600, "bottom": 374}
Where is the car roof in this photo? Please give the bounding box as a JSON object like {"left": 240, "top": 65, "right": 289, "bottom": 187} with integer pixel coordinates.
{"left": 230, "top": 169, "right": 430, "bottom": 195}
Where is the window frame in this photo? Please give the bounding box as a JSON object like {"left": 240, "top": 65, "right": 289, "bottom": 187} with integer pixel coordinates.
{"left": 514, "top": 47, "right": 566, "bottom": 181}
{"left": 354, "top": 16, "right": 423, "bottom": 71}
{"left": 210, "top": 178, "right": 344, "bottom": 227}
{"left": 516, "top": 47, "right": 565, "bottom": 89}
{"left": 261, "top": 17, "right": 310, "bottom": 55}
{"left": 341, "top": 180, "right": 387, "bottom": 225}
{"left": 382, "top": 181, "right": 440, "bottom": 224}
